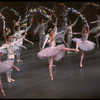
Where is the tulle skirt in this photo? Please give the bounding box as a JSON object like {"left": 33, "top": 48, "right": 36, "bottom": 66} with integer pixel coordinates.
{"left": 90, "top": 26, "right": 100, "bottom": 33}
{"left": 72, "top": 38, "right": 95, "bottom": 51}
{"left": 0, "top": 60, "right": 14, "bottom": 74}
{"left": 37, "top": 44, "right": 65, "bottom": 61}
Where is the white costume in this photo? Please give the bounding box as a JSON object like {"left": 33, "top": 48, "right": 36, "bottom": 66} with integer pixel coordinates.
{"left": 33, "top": 20, "right": 49, "bottom": 50}
{"left": 12, "top": 26, "right": 30, "bottom": 62}
{"left": 0, "top": 35, "right": 25, "bottom": 82}
{"left": 65, "top": 18, "right": 78, "bottom": 48}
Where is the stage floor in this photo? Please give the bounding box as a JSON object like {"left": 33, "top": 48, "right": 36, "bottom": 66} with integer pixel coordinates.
{"left": 0, "top": 41, "right": 100, "bottom": 99}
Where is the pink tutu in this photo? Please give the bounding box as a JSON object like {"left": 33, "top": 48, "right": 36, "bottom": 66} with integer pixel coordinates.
{"left": 0, "top": 61, "right": 13, "bottom": 74}
{"left": 73, "top": 38, "right": 95, "bottom": 51}
{"left": 38, "top": 44, "right": 65, "bottom": 61}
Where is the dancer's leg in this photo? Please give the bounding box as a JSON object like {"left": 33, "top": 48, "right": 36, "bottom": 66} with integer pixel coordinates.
{"left": 80, "top": 51, "right": 84, "bottom": 67}
{"left": 0, "top": 76, "right": 5, "bottom": 97}
{"left": 49, "top": 57, "right": 54, "bottom": 81}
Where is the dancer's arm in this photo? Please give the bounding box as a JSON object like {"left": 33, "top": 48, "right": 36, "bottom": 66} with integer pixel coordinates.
{"left": 0, "top": 44, "right": 7, "bottom": 51}
{"left": 42, "top": 34, "right": 49, "bottom": 49}
{"left": 71, "top": 17, "right": 79, "bottom": 27}
{"left": 13, "top": 32, "right": 27, "bottom": 45}
{"left": 90, "top": 20, "right": 98, "bottom": 24}
{"left": 44, "top": 19, "right": 50, "bottom": 25}
{"left": 24, "top": 38, "right": 34, "bottom": 45}
{"left": 72, "top": 32, "right": 81, "bottom": 34}
{"left": 33, "top": 24, "right": 40, "bottom": 35}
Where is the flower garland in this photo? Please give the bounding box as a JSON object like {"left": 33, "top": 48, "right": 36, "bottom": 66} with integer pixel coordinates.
{"left": 64, "top": 7, "right": 88, "bottom": 27}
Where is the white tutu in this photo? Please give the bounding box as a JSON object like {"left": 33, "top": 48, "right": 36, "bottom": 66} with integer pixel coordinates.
{"left": 90, "top": 26, "right": 100, "bottom": 33}
{"left": 0, "top": 60, "right": 13, "bottom": 74}
{"left": 3, "top": 60, "right": 14, "bottom": 66}
{"left": 38, "top": 44, "right": 65, "bottom": 61}
{"left": 72, "top": 38, "right": 95, "bottom": 51}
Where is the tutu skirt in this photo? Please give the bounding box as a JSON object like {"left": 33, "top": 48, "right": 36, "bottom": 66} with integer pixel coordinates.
{"left": 90, "top": 26, "right": 100, "bottom": 33}
{"left": 38, "top": 44, "right": 65, "bottom": 61}
{"left": 72, "top": 38, "right": 95, "bottom": 51}
{"left": 0, "top": 60, "right": 13, "bottom": 74}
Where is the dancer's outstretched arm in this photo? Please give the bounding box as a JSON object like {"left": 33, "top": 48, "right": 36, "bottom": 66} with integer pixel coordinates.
{"left": 42, "top": 34, "right": 49, "bottom": 49}
{"left": 90, "top": 20, "right": 98, "bottom": 24}
{"left": 71, "top": 16, "right": 79, "bottom": 27}
{"left": 24, "top": 38, "right": 34, "bottom": 45}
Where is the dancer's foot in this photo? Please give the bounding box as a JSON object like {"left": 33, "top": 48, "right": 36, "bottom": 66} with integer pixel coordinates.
{"left": 50, "top": 75, "right": 53, "bottom": 81}
{"left": 67, "top": 51, "right": 72, "bottom": 54}
{"left": 7, "top": 79, "right": 11, "bottom": 82}
{"left": 52, "top": 64, "right": 56, "bottom": 67}
{"left": 10, "top": 78, "right": 15, "bottom": 82}
{"left": 76, "top": 49, "right": 79, "bottom": 53}
{"left": 14, "top": 67, "right": 20, "bottom": 71}
{"left": 1, "top": 89, "right": 5, "bottom": 97}
{"left": 80, "top": 62, "right": 82, "bottom": 68}
{"left": 17, "top": 59, "right": 23, "bottom": 63}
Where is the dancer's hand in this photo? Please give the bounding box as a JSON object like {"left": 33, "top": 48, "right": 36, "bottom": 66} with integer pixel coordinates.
{"left": 25, "top": 32, "right": 27, "bottom": 36}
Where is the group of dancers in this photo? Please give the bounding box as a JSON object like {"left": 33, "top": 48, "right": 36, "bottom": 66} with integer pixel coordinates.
{"left": 0, "top": 2, "right": 100, "bottom": 97}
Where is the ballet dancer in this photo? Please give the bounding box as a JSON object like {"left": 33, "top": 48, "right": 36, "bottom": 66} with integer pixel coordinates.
{"left": 0, "top": 52, "right": 20, "bottom": 97}
{"left": 90, "top": 15, "right": 100, "bottom": 48}
{"left": 65, "top": 17, "right": 79, "bottom": 53}
{"left": 33, "top": 18, "right": 50, "bottom": 50}
{"left": 72, "top": 20, "right": 95, "bottom": 67}
{"left": 37, "top": 23, "right": 79, "bottom": 81}
{"left": 12, "top": 24, "right": 34, "bottom": 62}
{"left": 0, "top": 31, "right": 27, "bottom": 83}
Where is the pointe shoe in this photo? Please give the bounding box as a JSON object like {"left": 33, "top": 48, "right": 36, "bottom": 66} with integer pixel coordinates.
{"left": 76, "top": 49, "right": 79, "bottom": 53}
{"left": 67, "top": 51, "right": 72, "bottom": 54}
{"left": 52, "top": 64, "right": 56, "bottom": 67}
{"left": 7, "top": 79, "right": 11, "bottom": 82}
{"left": 17, "top": 59, "right": 23, "bottom": 63}
{"left": 19, "top": 59, "right": 23, "bottom": 62}
{"left": 80, "top": 63, "right": 82, "bottom": 68}
{"left": 50, "top": 76, "right": 53, "bottom": 81}
{"left": 1, "top": 89, "right": 5, "bottom": 97}
{"left": 10, "top": 78, "right": 15, "bottom": 82}
{"left": 15, "top": 67, "right": 20, "bottom": 71}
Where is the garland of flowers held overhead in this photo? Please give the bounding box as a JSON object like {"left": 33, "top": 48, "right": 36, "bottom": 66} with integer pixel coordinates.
{"left": 64, "top": 7, "right": 88, "bottom": 27}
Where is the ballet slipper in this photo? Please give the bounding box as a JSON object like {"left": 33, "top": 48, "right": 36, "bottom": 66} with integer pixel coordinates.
{"left": 1, "top": 89, "right": 5, "bottom": 97}
{"left": 52, "top": 65, "right": 56, "bottom": 67}
{"left": 50, "top": 75, "right": 53, "bottom": 81}
{"left": 15, "top": 67, "right": 20, "bottom": 71}
{"left": 7, "top": 78, "right": 11, "bottom": 82}
{"left": 10, "top": 78, "right": 15, "bottom": 82}
{"left": 80, "top": 62, "right": 82, "bottom": 68}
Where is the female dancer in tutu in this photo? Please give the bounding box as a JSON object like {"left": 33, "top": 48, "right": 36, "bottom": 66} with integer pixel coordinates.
{"left": 0, "top": 52, "right": 20, "bottom": 97}
{"left": 0, "top": 31, "right": 27, "bottom": 82}
{"left": 72, "top": 20, "right": 95, "bottom": 67}
{"left": 90, "top": 15, "right": 100, "bottom": 48}
{"left": 37, "top": 22, "right": 79, "bottom": 81}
